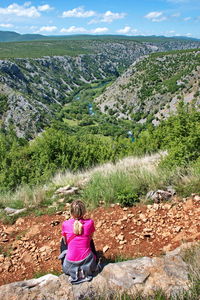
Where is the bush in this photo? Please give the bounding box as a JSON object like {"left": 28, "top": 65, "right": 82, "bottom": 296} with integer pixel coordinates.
{"left": 116, "top": 191, "right": 140, "bottom": 207}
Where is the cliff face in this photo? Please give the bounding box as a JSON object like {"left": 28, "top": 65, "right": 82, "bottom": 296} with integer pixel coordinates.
{"left": 0, "top": 39, "right": 200, "bottom": 137}
{"left": 95, "top": 50, "right": 200, "bottom": 123}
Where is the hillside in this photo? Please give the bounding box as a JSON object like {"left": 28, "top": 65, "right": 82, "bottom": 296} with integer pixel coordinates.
{"left": 0, "top": 31, "right": 44, "bottom": 42}
{"left": 1, "top": 38, "right": 200, "bottom": 137}
{"left": 1, "top": 30, "right": 200, "bottom": 43}
{"left": 94, "top": 49, "right": 200, "bottom": 123}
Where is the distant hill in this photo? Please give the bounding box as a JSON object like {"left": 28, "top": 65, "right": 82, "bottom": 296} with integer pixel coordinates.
{"left": 0, "top": 30, "right": 200, "bottom": 43}
{"left": 0, "top": 31, "right": 45, "bottom": 42}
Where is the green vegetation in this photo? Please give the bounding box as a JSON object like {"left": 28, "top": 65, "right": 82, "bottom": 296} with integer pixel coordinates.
{"left": 0, "top": 35, "right": 199, "bottom": 58}
{"left": 0, "top": 44, "right": 199, "bottom": 211}
{"left": 97, "top": 48, "right": 200, "bottom": 120}
{"left": 0, "top": 126, "right": 135, "bottom": 192}
{"left": 0, "top": 40, "right": 94, "bottom": 58}
{"left": 133, "top": 102, "right": 200, "bottom": 168}
{"left": 33, "top": 269, "right": 62, "bottom": 278}
{"left": 137, "top": 49, "right": 200, "bottom": 97}
{"left": 0, "top": 101, "right": 199, "bottom": 206}
{"left": 0, "top": 94, "right": 9, "bottom": 117}
{"left": 83, "top": 170, "right": 146, "bottom": 208}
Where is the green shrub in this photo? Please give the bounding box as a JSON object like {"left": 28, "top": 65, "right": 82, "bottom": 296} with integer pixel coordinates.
{"left": 116, "top": 191, "right": 140, "bottom": 207}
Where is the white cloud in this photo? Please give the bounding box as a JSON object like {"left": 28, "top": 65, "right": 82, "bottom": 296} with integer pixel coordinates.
{"left": 38, "top": 26, "right": 57, "bottom": 33}
{"left": 184, "top": 16, "right": 192, "bottom": 21}
{"left": 0, "top": 3, "right": 40, "bottom": 18}
{"left": 60, "top": 26, "right": 108, "bottom": 34}
{"left": 153, "top": 16, "right": 167, "bottom": 22}
{"left": 145, "top": 11, "right": 167, "bottom": 22}
{"left": 164, "top": 30, "right": 176, "bottom": 36}
{"left": 185, "top": 32, "right": 192, "bottom": 36}
{"left": 62, "top": 7, "right": 96, "bottom": 18}
{"left": 30, "top": 26, "right": 37, "bottom": 30}
{"left": 60, "top": 26, "right": 88, "bottom": 33}
{"left": 145, "top": 11, "right": 163, "bottom": 19}
{"left": 117, "top": 26, "right": 132, "bottom": 34}
{"left": 89, "top": 10, "right": 126, "bottom": 24}
{"left": 100, "top": 11, "right": 126, "bottom": 23}
{"left": 0, "top": 23, "right": 13, "bottom": 28}
{"left": 171, "top": 13, "right": 181, "bottom": 17}
{"left": 116, "top": 26, "right": 138, "bottom": 35}
{"left": 38, "top": 4, "right": 53, "bottom": 12}
{"left": 91, "top": 27, "right": 108, "bottom": 33}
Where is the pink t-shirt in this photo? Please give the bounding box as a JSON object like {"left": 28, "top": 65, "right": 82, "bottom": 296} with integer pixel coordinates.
{"left": 62, "top": 218, "right": 95, "bottom": 261}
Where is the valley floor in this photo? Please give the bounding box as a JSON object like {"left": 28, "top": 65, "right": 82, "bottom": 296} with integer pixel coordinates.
{"left": 0, "top": 195, "right": 200, "bottom": 286}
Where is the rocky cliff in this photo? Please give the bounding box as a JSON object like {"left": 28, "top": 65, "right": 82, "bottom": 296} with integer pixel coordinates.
{"left": 0, "top": 39, "right": 200, "bottom": 137}
{"left": 94, "top": 49, "right": 200, "bottom": 123}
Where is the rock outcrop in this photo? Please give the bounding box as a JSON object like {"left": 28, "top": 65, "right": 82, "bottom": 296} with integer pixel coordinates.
{"left": 0, "top": 244, "right": 193, "bottom": 300}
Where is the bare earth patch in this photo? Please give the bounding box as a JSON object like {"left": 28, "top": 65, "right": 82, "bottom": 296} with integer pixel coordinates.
{"left": 0, "top": 195, "right": 199, "bottom": 286}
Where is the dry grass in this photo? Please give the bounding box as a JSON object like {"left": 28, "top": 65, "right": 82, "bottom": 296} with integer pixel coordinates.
{"left": 1, "top": 150, "right": 199, "bottom": 210}
{"left": 0, "top": 184, "right": 48, "bottom": 209}
{"left": 52, "top": 151, "right": 167, "bottom": 188}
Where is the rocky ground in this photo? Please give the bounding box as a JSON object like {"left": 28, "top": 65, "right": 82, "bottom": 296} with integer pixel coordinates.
{"left": 0, "top": 194, "right": 200, "bottom": 286}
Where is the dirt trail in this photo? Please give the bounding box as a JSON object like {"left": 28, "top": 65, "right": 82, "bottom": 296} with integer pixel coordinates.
{"left": 0, "top": 195, "right": 200, "bottom": 286}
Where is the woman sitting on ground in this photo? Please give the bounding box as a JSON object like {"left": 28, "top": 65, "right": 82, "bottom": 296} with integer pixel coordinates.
{"left": 60, "top": 200, "right": 97, "bottom": 284}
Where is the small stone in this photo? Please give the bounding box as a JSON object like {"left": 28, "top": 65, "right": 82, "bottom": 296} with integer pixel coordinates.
{"left": 57, "top": 198, "right": 65, "bottom": 203}
{"left": 119, "top": 240, "right": 127, "bottom": 245}
{"left": 96, "top": 221, "right": 103, "bottom": 229}
{"left": 174, "top": 226, "right": 182, "bottom": 233}
{"left": 163, "top": 204, "right": 172, "bottom": 210}
{"left": 128, "top": 214, "right": 134, "bottom": 218}
{"left": 55, "top": 185, "right": 70, "bottom": 194}
{"left": 56, "top": 211, "right": 63, "bottom": 215}
{"left": 194, "top": 195, "right": 200, "bottom": 201}
{"left": 2, "top": 238, "right": 9, "bottom": 242}
{"left": 153, "top": 204, "right": 159, "bottom": 210}
{"left": 0, "top": 255, "right": 4, "bottom": 263}
{"left": 147, "top": 205, "right": 152, "bottom": 210}
{"left": 15, "top": 218, "right": 25, "bottom": 226}
{"left": 143, "top": 228, "right": 153, "bottom": 232}
{"left": 118, "top": 245, "right": 124, "bottom": 250}
{"left": 117, "top": 234, "right": 124, "bottom": 241}
{"left": 39, "top": 246, "right": 51, "bottom": 253}
{"left": 139, "top": 213, "right": 148, "bottom": 222}
{"left": 163, "top": 244, "right": 172, "bottom": 252}
{"left": 115, "top": 220, "right": 122, "bottom": 226}
{"left": 3, "top": 227, "right": 15, "bottom": 235}
{"left": 121, "top": 216, "right": 128, "bottom": 221}
{"left": 103, "top": 245, "right": 110, "bottom": 253}
{"left": 183, "top": 199, "right": 193, "bottom": 211}
{"left": 50, "top": 220, "right": 60, "bottom": 227}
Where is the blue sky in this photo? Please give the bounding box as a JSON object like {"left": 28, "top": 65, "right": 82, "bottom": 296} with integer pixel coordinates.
{"left": 0, "top": 0, "right": 200, "bottom": 38}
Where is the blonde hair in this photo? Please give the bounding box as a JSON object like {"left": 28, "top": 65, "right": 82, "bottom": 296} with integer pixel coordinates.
{"left": 70, "top": 200, "right": 86, "bottom": 235}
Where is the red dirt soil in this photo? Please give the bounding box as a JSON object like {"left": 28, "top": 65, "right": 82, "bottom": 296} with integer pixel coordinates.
{"left": 0, "top": 195, "right": 200, "bottom": 286}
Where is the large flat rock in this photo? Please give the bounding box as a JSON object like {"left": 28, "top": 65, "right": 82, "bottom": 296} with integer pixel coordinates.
{"left": 0, "top": 246, "right": 190, "bottom": 300}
